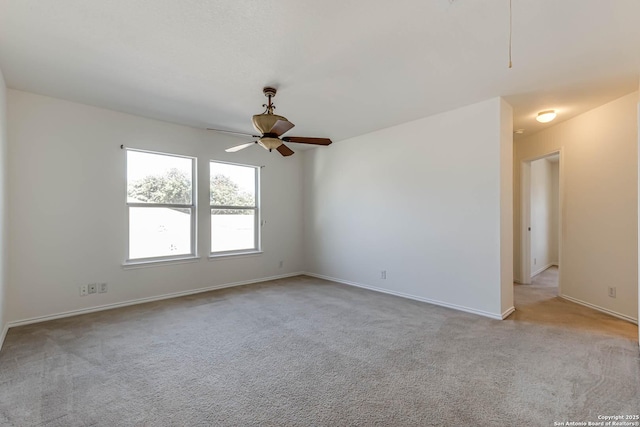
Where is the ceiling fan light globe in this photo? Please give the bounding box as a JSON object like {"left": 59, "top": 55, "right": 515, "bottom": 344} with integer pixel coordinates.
{"left": 252, "top": 114, "right": 289, "bottom": 134}
{"left": 258, "top": 137, "right": 282, "bottom": 151}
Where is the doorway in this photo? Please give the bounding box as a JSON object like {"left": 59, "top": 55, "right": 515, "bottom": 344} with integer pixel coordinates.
{"left": 520, "top": 151, "right": 562, "bottom": 292}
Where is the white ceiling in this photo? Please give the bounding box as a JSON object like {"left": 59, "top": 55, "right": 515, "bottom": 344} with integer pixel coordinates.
{"left": 0, "top": 0, "right": 639, "bottom": 144}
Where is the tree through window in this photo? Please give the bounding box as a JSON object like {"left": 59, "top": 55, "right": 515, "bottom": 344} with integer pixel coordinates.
{"left": 126, "top": 149, "right": 196, "bottom": 261}
{"left": 210, "top": 161, "right": 259, "bottom": 254}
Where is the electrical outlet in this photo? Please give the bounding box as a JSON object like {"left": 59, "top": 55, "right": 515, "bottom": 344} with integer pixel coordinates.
{"left": 278, "top": 261, "right": 283, "bottom": 268}
{"left": 534, "top": 258, "right": 537, "bottom": 265}
{"left": 79, "top": 285, "right": 88, "bottom": 296}
{"left": 88, "top": 283, "right": 97, "bottom": 294}
{"left": 608, "top": 287, "right": 616, "bottom": 298}
{"left": 98, "top": 282, "right": 108, "bottom": 293}
{"left": 381, "top": 270, "right": 387, "bottom": 280}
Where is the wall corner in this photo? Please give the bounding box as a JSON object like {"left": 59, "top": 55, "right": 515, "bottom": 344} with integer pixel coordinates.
{"left": 500, "top": 98, "right": 514, "bottom": 316}
{"left": 0, "top": 66, "right": 7, "bottom": 350}
{"left": 637, "top": 83, "right": 640, "bottom": 346}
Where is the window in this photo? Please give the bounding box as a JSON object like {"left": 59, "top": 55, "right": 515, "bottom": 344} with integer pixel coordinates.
{"left": 126, "top": 149, "right": 196, "bottom": 262}
{"left": 210, "top": 161, "right": 259, "bottom": 255}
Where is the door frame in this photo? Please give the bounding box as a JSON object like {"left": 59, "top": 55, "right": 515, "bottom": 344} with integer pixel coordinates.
{"left": 520, "top": 148, "right": 564, "bottom": 292}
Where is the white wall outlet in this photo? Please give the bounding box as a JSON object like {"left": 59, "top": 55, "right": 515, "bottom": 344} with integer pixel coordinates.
{"left": 98, "top": 282, "right": 108, "bottom": 293}
{"left": 79, "top": 284, "right": 88, "bottom": 296}
{"left": 381, "top": 270, "right": 387, "bottom": 279}
{"left": 608, "top": 287, "right": 616, "bottom": 298}
{"left": 278, "top": 261, "right": 283, "bottom": 268}
{"left": 88, "top": 283, "right": 97, "bottom": 294}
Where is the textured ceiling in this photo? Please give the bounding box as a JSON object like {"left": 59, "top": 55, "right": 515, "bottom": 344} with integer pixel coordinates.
{"left": 0, "top": 0, "right": 639, "bottom": 143}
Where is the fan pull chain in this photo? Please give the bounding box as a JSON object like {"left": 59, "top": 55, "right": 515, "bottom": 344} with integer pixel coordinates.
{"left": 508, "top": 0, "right": 513, "bottom": 68}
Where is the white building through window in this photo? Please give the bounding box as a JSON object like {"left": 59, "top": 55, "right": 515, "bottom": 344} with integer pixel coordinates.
{"left": 210, "top": 161, "right": 260, "bottom": 255}
{"left": 126, "top": 149, "right": 196, "bottom": 262}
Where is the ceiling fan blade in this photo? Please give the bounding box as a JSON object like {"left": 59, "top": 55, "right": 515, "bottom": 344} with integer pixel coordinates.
{"left": 269, "top": 119, "right": 295, "bottom": 136}
{"left": 225, "top": 142, "right": 256, "bottom": 153}
{"left": 282, "top": 136, "right": 332, "bottom": 146}
{"left": 276, "top": 144, "right": 295, "bottom": 157}
{"left": 207, "top": 128, "right": 260, "bottom": 138}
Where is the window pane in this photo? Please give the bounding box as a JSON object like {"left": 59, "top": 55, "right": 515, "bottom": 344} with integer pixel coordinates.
{"left": 211, "top": 209, "right": 255, "bottom": 252}
{"left": 129, "top": 207, "right": 192, "bottom": 259}
{"left": 128, "top": 150, "right": 193, "bottom": 205}
{"left": 210, "top": 162, "right": 255, "bottom": 207}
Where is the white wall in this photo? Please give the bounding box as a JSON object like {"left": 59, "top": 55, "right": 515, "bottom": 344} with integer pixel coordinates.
{"left": 500, "top": 99, "right": 514, "bottom": 315}
{"left": 529, "top": 158, "right": 558, "bottom": 275}
{"left": 549, "top": 161, "right": 559, "bottom": 264}
{"left": 515, "top": 92, "right": 638, "bottom": 322}
{"left": 7, "top": 90, "right": 305, "bottom": 323}
{"left": 0, "top": 68, "right": 7, "bottom": 346}
{"left": 303, "top": 97, "right": 513, "bottom": 319}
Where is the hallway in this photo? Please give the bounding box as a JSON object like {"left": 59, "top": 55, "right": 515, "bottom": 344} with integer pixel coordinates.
{"left": 511, "top": 267, "right": 637, "bottom": 341}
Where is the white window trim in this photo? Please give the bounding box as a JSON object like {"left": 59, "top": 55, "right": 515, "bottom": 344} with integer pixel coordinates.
{"left": 122, "top": 255, "right": 201, "bottom": 269}
{"left": 208, "top": 251, "right": 263, "bottom": 261}
{"left": 209, "top": 160, "right": 261, "bottom": 256}
{"left": 125, "top": 148, "right": 198, "bottom": 264}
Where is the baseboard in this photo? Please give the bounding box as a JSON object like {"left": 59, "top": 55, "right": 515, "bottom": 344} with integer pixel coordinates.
{"left": 502, "top": 306, "right": 516, "bottom": 319}
{"left": 6, "top": 272, "right": 304, "bottom": 330}
{"left": 304, "top": 272, "right": 505, "bottom": 320}
{"left": 559, "top": 293, "right": 638, "bottom": 325}
{"left": 0, "top": 323, "right": 8, "bottom": 353}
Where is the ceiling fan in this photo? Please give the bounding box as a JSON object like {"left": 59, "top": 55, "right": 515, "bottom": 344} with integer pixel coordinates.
{"left": 207, "top": 87, "right": 332, "bottom": 157}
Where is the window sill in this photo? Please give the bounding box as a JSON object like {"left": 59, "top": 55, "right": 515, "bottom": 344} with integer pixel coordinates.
{"left": 122, "top": 256, "right": 201, "bottom": 270}
{"left": 208, "top": 251, "right": 263, "bottom": 261}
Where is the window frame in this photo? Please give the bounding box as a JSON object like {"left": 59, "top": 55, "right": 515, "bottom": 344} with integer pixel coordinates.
{"left": 209, "top": 160, "right": 261, "bottom": 257}
{"left": 125, "top": 148, "right": 198, "bottom": 264}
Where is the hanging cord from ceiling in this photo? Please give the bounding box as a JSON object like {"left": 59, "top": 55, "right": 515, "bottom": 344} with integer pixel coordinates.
{"left": 508, "top": 0, "right": 513, "bottom": 68}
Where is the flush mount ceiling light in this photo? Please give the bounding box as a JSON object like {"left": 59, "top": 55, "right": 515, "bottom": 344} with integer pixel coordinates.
{"left": 536, "top": 110, "right": 557, "bottom": 123}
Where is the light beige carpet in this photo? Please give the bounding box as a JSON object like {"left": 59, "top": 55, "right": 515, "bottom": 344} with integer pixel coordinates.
{"left": 0, "top": 275, "right": 638, "bottom": 426}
